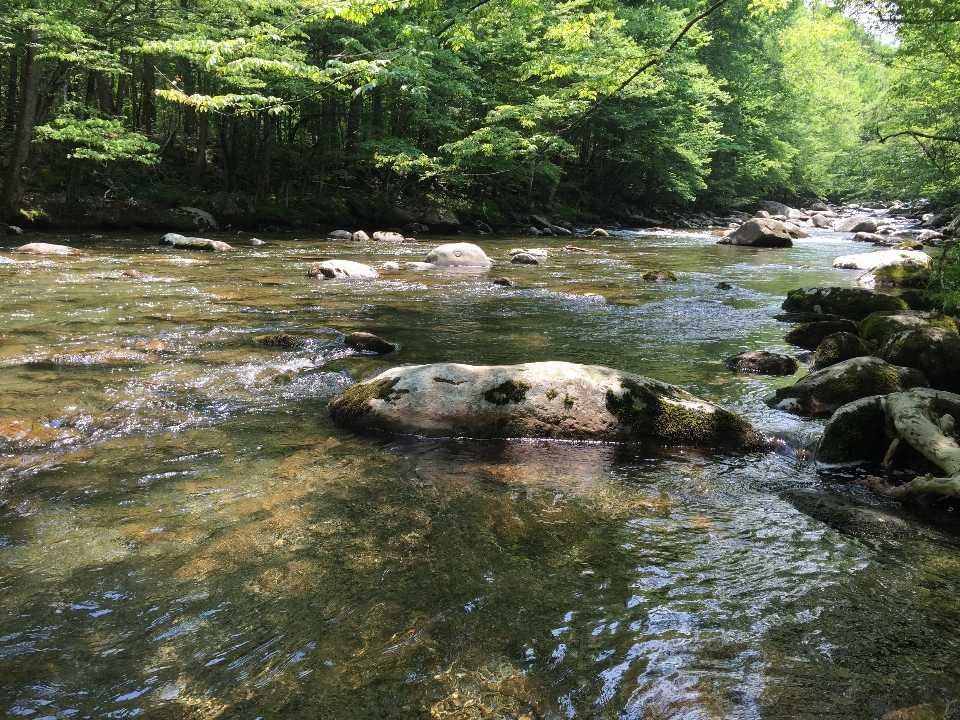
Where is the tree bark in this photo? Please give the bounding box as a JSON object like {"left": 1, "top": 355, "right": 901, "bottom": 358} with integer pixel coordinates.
{"left": 141, "top": 55, "right": 155, "bottom": 134}
{"left": 0, "top": 28, "right": 41, "bottom": 221}
{"left": 190, "top": 111, "right": 208, "bottom": 187}
{"left": 4, "top": 52, "right": 17, "bottom": 131}
{"left": 255, "top": 115, "right": 274, "bottom": 200}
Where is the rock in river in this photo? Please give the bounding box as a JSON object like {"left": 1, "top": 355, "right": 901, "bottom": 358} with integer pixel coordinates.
{"left": 329, "top": 361, "right": 764, "bottom": 449}
{"left": 425, "top": 243, "right": 493, "bottom": 267}
{"left": 724, "top": 351, "right": 798, "bottom": 376}
{"left": 781, "top": 286, "right": 909, "bottom": 321}
{"left": 307, "top": 260, "right": 378, "bottom": 280}
{"left": 832, "top": 249, "right": 932, "bottom": 271}
{"left": 716, "top": 218, "right": 792, "bottom": 247}
{"left": 834, "top": 215, "right": 878, "bottom": 233}
{"left": 13, "top": 242, "right": 81, "bottom": 255}
{"left": 811, "top": 332, "right": 875, "bottom": 370}
{"left": 784, "top": 319, "right": 859, "bottom": 350}
{"left": 160, "top": 233, "right": 234, "bottom": 251}
{"left": 345, "top": 332, "right": 396, "bottom": 354}
{"left": 881, "top": 327, "right": 960, "bottom": 394}
{"left": 765, "top": 356, "right": 928, "bottom": 417}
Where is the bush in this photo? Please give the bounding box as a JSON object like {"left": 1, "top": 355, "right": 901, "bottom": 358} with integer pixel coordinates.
{"left": 925, "top": 240, "right": 960, "bottom": 314}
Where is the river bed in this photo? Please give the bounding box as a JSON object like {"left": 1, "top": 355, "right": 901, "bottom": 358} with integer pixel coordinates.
{"left": 2, "top": 228, "right": 959, "bottom": 719}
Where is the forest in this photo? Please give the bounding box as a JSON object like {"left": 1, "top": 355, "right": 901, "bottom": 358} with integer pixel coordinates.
{"left": 1, "top": 0, "right": 959, "bottom": 231}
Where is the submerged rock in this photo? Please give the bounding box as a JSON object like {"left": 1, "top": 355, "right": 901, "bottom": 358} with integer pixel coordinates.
{"left": 765, "top": 356, "right": 928, "bottom": 417}
{"left": 159, "top": 233, "right": 234, "bottom": 251}
{"left": 345, "top": 332, "right": 396, "bottom": 354}
{"left": 724, "top": 351, "right": 798, "bottom": 376}
{"left": 254, "top": 333, "right": 308, "bottom": 348}
{"left": 492, "top": 277, "right": 514, "bottom": 287}
{"left": 511, "top": 252, "right": 539, "bottom": 265}
{"left": 425, "top": 243, "right": 493, "bottom": 267}
{"left": 329, "top": 361, "right": 763, "bottom": 449}
{"left": 716, "top": 218, "right": 792, "bottom": 247}
{"left": 307, "top": 260, "right": 378, "bottom": 280}
{"left": 13, "top": 242, "right": 81, "bottom": 255}
{"left": 641, "top": 269, "right": 677, "bottom": 282}
{"left": 781, "top": 287, "right": 909, "bottom": 321}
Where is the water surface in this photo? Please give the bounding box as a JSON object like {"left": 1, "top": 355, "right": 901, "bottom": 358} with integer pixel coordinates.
{"left": 2, "top": 228, "right": 959, "bottom": 719}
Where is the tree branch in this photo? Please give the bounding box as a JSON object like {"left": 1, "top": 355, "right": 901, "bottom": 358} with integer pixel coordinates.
{"left": 878, "top": 129, "right": 960, "bottom": 144}
{"left": 563, "top": 0, "right": 733, "bottom": 132}
{"left": 435, "top": 0, "right": 497, "bottom": 39}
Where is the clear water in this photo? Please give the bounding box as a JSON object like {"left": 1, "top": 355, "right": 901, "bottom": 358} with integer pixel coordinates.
{"left": 2, "top": 229, "right": 959, "bottom": 719}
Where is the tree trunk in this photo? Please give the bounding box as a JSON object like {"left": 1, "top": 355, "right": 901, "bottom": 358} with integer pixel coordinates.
{"left": 345, "top": 90, "right": 362, "bottom": 157}
{"left": 65, "top": 159, "right": 84, "bottom": 207}
{"left": 4, "top": 52, "right": 17, "bottom": 131}
{"left": 190, "top": 111, "right": 208, "bottom": 187}
{"left": 546, "top": 156, "right": 565, "bottom": 210}
{"left": 141, "top": 55, "right": 155, "bottom": 134}
{"left": 524, "top": 158, "right": 536, "bottom": 215}
{"left": 95, "top": 72, "right": 117, "bottom": 115}
{"left": 0, "top": 28, "right": 41, "bottom": 221}
{"left": 255, "top": 115, "right": 274, "bottom": 200}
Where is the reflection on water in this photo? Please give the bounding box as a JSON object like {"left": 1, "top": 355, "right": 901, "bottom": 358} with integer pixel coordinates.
{"left": 2, "top": 230, "right": 960, "bottom": 719}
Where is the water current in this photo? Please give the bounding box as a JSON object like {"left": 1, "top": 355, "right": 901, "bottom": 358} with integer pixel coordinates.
{"left": 2, "top": 226, "right": 960, "bottom": 719}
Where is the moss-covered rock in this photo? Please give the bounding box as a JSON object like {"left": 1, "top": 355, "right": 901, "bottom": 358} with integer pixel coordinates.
{"left": 881, "top": 327, "right": 960, "bottom": 394}
{"left": 641, "top": 269, "right": 677, "bottom": 282}
{"left": 811, "top": 332, "right": 876, "bottom": 370}
{"left": 782, "top": 287, "right": 909, "bottom": 321}
{"left": 815, "top": 395, "right": 887, "bottom": 466}
{"left": 784, "top": 319, "right": 859, "bottom": 350}
{"left": 765, "top": 356, "right": 928, "bottom": 417}
{"left": 859, "top": 264, "right": 931, "bottom": 288}
{"left": 329, "top": 361, "right": 763, "bottom": 449}
{"left": 254, "top": 333, "right": 307, "bottom": 348}
{"left": 159, "top": 233, "right": 234, "bottom": 251}
{"left": 859, "top": 311, "right": 932, "bottom": 346}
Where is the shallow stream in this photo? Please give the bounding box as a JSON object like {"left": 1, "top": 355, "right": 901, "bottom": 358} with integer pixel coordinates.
{"left": 2, "top": 227, "right": 960, "bottom": 719}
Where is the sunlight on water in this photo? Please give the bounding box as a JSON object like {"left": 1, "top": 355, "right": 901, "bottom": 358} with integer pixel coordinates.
{"left": 2, "top": 229, "right": 960, "bottom": 719}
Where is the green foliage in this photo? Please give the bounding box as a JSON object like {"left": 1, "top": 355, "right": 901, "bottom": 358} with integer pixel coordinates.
{"left": 926, "top": 242, "right": 960, "bottom": 314}
{"left": 35, "top": 115, "right": 159, "bottom": 164}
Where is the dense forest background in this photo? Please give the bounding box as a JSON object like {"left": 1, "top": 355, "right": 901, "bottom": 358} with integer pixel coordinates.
{"left": 0, "top": 0, "right": 958, "bottom": 229}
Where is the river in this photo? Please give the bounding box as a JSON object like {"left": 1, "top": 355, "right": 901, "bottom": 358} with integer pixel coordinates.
{"left": 2, "top": 227, "right": 959, "bottom": 719}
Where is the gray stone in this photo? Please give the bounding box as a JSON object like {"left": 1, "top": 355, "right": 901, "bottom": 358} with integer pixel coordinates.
{"left": 326, "top": 230, "right": 353, "bottom": 240}
{"left": 307, "top": 259, "right": 378, "bottom": 280}
{"left": 781, "top": 286, "right": 909, "bottom": 321}
{"left": 345, "top": 331, "right": 396, "bottom": 354}
{"left": 717, "top": 218, "right": 792, "bottom": 247}
{"left": 372, "top": 231, "right": 406, "bottom": 243}
{"left": 425, "top": 243, "right": 493, "bottom": 267}
{"left": 159, "top": 233, "right": 234, "bottom": 251}
{"left": 12, "top": 242, "right": 81, "bottom": 255}
{"left": 511, "top": 252, "right": 539, "bottom": 265}
{"left": 329, "top": 361, "right": 763, "bottom": 449}
{"left": 724, "top": 351, "right": 799, "bottom": 376}
{"left": 835, "top": 216, "right": 879, "bottom": 233}
{"left": 784, "top": 319, "right": 859, "bottom": 350}
{"left": 881, "top": 327, "right": 960, "bottom": 393}
{"left": 811, "top": 332, "right": 876, "bottom": 370}
{"left": 5, "top": 225, "right": 24, "bottom": 236}
{"left": 811, "top": 214, "right": 833, "bottom": 229}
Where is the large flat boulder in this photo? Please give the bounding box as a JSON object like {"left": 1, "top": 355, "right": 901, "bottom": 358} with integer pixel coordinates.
{"left": 717, "top": 218, "right": 792, "bottom": 247}
{"left": 832, "top": 249, "right": 932, "bottom": 271}
{"left": 329, "top": 361, "right": 763, "bottom": 449}
{"left": 782, "top": 286, "right": 909, "bottom": 321}
{"left": 765, "top": 356, "right": 928, "bottom": 417}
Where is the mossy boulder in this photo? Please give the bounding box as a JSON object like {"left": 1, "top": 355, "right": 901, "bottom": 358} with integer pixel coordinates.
{"left": 765, "top": 356, "right": 928, "bottom": 417}
{"left": 329, "top": 361, "right": 763, "bottom": 449}
{"left": 881, "top": 327, "right": 960, "bottom": 394}
{"left": 811, "top": 332, "right": 876, "bottom": 370}
{"left": 858, "top": 264, "right": 931, "bottom": 288}
{"left": 723, "top": 350, "right": 799, "bottom": 376}
{"left": 641, "top": 269, "right": 677, "bottom": 282}
{"left": 815, "top": 395, "right": 888, "bottom": 466}
{"left": 784, "top": 319, "right": 859, "bottom": 350}
{"left": 254, "top": 333, "right": 308, "bottom": 348}
{"left": 859, "top": 311, "right": 941, "bottom": 346}
{"left": 781, "top": 287, "right": 909, "bottom": 321}
{"left": 816, "top": 388, "right": 960, "bottom": 467}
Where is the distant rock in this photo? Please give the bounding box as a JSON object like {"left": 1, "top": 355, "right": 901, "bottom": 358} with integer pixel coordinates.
{"left": 757, "top": 200, "right": 793, "bottom": 216}
{"left": 531, "top": 215, "right": 572, "bottom": 236}
{"left": 492, "top": 277, "right": 514, "bottom": 287}
{"left": 811, "top": 214, "right": 833, "bottom": 229}
{"left": 641, "top": 269, "right": 677, "bottom": 282}
{"left": 589, "top": 228, "right": 610, "bottom": 237}
{"left": 716, "top": 218, "right": 793, "bottom": 247}
{"left": 833, "top": 249, "right": 932, "bottom": 271}
{"left": 159, "top": 233, "right": 234, "bottom": 251}
{"left": 352, "top": 230, "right": 371, "bottom": 242}
{"left": 835, "top": 216, "right": 878, "bottom": 233}
{"left": 425, "top": 243, "right": 493, "bottom": 267}
{"left": 511, "top": 252, "right": 539, "bottom": 265}
{"left": 5, "top": 225, "right": 24, "bottom": 236}
{"left": 13, "top": 242, "right": 81, "bottom": 255}
{"left": 724, "top": 351, "right": 798, "bottom": 376}
{"left": 372, "top": 231, "right": 406, "bottom": 243}
{"left": 327, "top": 230, "right": 353, "bottom": 240}
{"left": 307, "top": 259, "right": 378, "bottom": 280}
{"left": 179, "top": 206, "right": 219, "bottom": 231}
